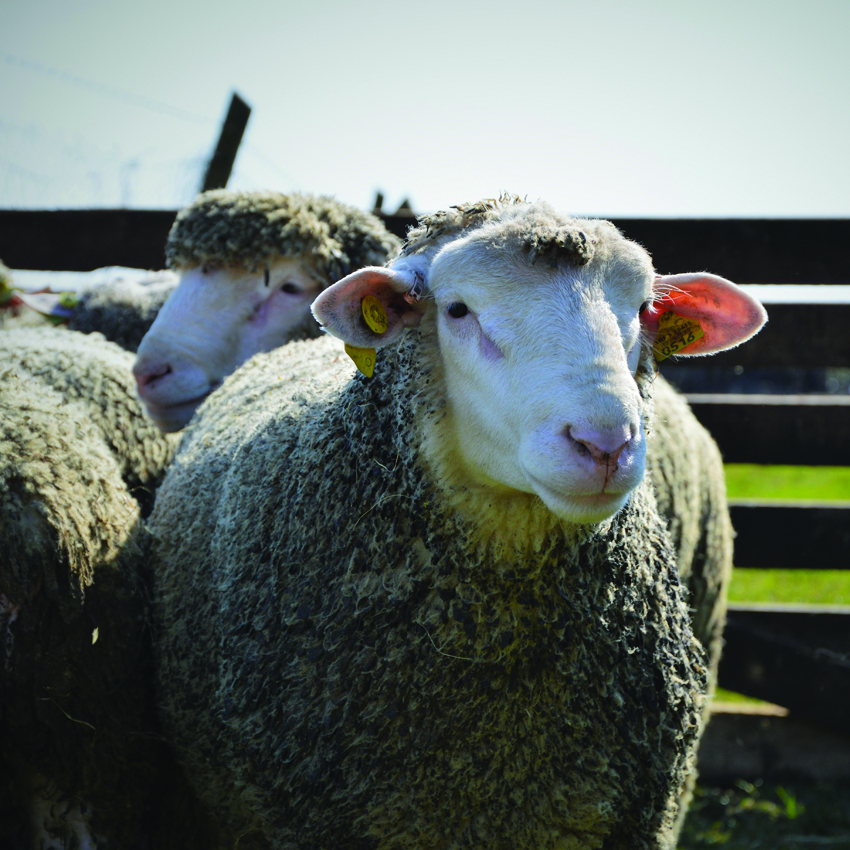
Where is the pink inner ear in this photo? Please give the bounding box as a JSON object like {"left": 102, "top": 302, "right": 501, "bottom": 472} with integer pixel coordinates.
{"left": 311, "top": 266, "right": 425, "bottom": 350}
{"left": 641, "top": 273, "right": 768, "bottom": 356}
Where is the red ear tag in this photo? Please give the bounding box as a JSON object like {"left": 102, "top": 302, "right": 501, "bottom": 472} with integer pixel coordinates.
{"left": 653, "top": 311, "right": 705, "bottom": 361}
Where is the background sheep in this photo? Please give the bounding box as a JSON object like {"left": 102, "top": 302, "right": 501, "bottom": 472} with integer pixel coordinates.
{"left": 67, "top": 271, "right": 179, "bottom": 352}
{"left": 150, "top": 197, "right": 766, "bottom": 849}
{"left": 0, "top": 328, "right": 217, "bottom": 848}
{"left": 133, "top": 190, "right": 401, "bottom": 431}
{"left": 0, "top": 327, "right": 175, "bottom": 514}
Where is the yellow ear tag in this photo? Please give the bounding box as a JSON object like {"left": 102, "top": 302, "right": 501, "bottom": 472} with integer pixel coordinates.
{"left": 653, "top": 311, "right": 705, "bottom": 361}
{"left": 362, "top": 295, "right": 388, "bottom": 334}
{"left": 344, "top": 343, "right": 376, "bottom": 377}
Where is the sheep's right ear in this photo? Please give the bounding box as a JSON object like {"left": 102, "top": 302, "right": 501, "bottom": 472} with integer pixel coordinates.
{"left": 311, "top": 266, "right": 427, "bottom": 350}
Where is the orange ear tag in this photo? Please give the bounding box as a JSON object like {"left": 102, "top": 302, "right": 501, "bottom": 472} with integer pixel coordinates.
{"left": 653, "top": 311, "right": 705, "bottom": 361}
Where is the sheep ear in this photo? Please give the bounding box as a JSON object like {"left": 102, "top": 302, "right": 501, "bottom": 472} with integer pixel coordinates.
{"left": 16, "top": 290, "right": 75, "bottom": 321}
{"left": 641, "top": 272, "right": 767, "bottom": 356}
{"left": 311, "top": 266, "right": 426, "bottom": 350}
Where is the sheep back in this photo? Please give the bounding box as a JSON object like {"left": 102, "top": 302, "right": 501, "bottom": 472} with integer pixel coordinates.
{"left": 152, "top": 335, "right": 707, "bottom": 850}
{"left": 0, "top": 327, "right": 176, "bottom": 511}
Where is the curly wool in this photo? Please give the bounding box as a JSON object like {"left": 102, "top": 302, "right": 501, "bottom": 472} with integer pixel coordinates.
{"left": 647, "top": 376, "right": 732, "bottom": 683}
{"left": 151, "top": 329, "right": 707, "bottom": 850}
{"left": 166, "top": 190, "right": 401, "bottom": 281}
{"left": 68, "top": 273, "right": 179, "bottom": 352}
{"left": 402, "top": 194, "right": 599, "bottom": 268}
{"left": 0, "top": 327, "right": 176, "bottom": 512}
{"left": 0, "top": 367, "right": 157, "bottom": 845}
{"left": 0, "top": 351, "right": 219, "bottom": 847}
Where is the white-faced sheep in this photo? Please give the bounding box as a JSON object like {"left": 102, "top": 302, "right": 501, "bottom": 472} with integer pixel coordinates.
{"left": 0, "top": 328, "right": 218, "bottom": 848}
{"left": 132, "top": 190, "right": 401, "bottom": 431}
{"left": 149, "top": 197, "right": 766, "bottom": 849}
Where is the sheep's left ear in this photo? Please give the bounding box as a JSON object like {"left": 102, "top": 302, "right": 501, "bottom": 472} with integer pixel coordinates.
{"left": 311, "top": 265, "right": 427, "bottom": 350}
{"left": 641, "top": 273, "right": 767, "bottom": 356}
{"left": 16, "top": 290, "right": 76, "bottom": 321}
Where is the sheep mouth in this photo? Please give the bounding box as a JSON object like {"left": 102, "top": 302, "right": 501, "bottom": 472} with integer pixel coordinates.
{"left": 142, "top": 390, "right": 216, "bottom": 432}
{"left": 525, "top": 474, "right": 631, "bottom": 524}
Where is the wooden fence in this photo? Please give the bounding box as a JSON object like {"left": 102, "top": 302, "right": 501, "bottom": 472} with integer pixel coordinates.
{"left": 2, "top": 209, "right": 848, "bottom": 734}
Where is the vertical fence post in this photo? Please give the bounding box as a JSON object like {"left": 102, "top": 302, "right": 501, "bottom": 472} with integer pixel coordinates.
{"left": 200, "top": 92, "right": 251, "bottom": 193}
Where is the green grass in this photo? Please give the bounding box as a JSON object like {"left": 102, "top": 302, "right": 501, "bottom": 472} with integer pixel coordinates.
{"left": 683, "top": 465, "right": 850, "bottom": 847}
{"left": 724, "top": 465, "right": 850, "bottom": 607}
{"left": 724, "top": 464, "right": 850, "bottom": 502}
{"left": 679, "top": 780, "right": 850, "bottom": 849}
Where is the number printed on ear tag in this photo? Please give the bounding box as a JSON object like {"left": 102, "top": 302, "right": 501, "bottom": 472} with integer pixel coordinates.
{"left": 653, "top": 311, "right": 705, "bottom": 361}
{"left": 362, "top": 295, "right": 388, "bottom": 334}
{"left": 344, "top": 343, "right": 376, "bottom": 377}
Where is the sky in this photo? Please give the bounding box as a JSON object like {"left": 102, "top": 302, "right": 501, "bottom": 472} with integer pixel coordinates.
{"left": 1, "top": 0, "right": 849, "bottom": 218}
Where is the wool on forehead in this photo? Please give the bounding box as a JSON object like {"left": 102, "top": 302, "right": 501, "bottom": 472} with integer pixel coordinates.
{"left": 165, "top": 190, "right": 401, "bottom": 282}
{"left": 404, "top": 195, "right": 653, "bottom": 281}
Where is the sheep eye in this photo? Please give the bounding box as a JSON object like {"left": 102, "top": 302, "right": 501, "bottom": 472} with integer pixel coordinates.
{"left": 281, "top": 282, "right": 302, "bottom": 294}
{"left": 447, "top": 302, "right": 469, "bottom": 319}
{"left": 639, "top": 301, "right": 650, "bottom": 315}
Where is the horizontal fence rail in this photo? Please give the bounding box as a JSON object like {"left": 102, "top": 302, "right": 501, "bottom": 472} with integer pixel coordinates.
{"left": 720, "top": 605, "right": 850, "bottom": 734}
{"left": 2, "top": 210, "right": 850, "bottom": 281}
{"left": 683, "top": 394, "right": 850, "bottom": 466}
{"left": 730, "top": 502, "right": 850, "bottom": 570}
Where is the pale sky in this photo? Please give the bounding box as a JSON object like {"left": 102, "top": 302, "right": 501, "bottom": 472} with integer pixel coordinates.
{"left": 2, "top": 0, "right": 848, "bottom": 217}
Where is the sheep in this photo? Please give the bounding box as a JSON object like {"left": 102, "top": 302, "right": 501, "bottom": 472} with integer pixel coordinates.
{"left": 66, "top": 271, "right": 180, "bottom": 352}
{"left": 0, "top": 327, "right": 176, "bottom": 515}
{"left": 0, "top": 329, "right": 219, "bottom": 847}
{"left": 133, "top": 190, "right": 401, "bottom": 432}
{"left": 149, "top": 196, "right": 766, "bottom": 849}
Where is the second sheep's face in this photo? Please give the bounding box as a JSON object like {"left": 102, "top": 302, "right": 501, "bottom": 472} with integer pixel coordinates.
{"left": 313, "top": 202, "right": 766, "bottom": 526}
{"left": 133, "top": 257, "right": 323, "bottom": 432}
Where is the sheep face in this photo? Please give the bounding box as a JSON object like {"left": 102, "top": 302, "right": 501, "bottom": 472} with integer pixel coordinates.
{"left": 313, "top": 202, "right": 766, "bottom": 528}
{"left": 133, "top": 256, "right": 323, "bottom": 432}
{"left": 424, "top": 233, "right": 653, "bottom": 524}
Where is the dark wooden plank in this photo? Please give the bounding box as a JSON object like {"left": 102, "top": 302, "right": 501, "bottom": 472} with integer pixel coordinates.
{"left": 606, "top": 218, "right": 850, "bottom": 284}
{"left": 201, "top": 93, "right": 251, "bottom": 193}
{"left": 0, "top": 209, "right": 176, "bottom": 271}
{"left": 2, "top": 211, "right": 849, "bottom": 280}
{"left": 685, "top": 394, "right": 850, "bottom": 465}
{"left": 719, "top": 604, "right": 850, "bottom": 734}
{"left": 660, "top": 302, "right": 850, "bottom": 370}
{"left": 729, "top": 502, "right": 850, "bottom": 569}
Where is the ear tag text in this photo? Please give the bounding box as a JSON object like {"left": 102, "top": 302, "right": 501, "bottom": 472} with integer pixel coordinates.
{"left": 653, "top": 311, "right": 705, "bottom": 361}
{"left": 345, "top": 344, "right": 376, "bottom": 377}
{"left": 362, "top": 295, "right": 388, "bottom": 334}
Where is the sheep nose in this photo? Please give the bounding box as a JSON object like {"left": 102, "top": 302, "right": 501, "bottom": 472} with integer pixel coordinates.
{"left": 133, "top": 361, "right": 172, "bottom": 393}
{"left": 568, "top": 428, "right": 631, "bottom": 470}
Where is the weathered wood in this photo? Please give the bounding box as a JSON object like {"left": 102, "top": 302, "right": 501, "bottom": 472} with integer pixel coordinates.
{"left": 697, "top": 707, "right": 850, "bottom": 781}
{"left": 730, "top": 502, "right": 850, "bottom": 570}
{"left": 606, "top": 217, "right": 850, "bottom": 284}
{"left": 200, "top": 93, "right": 251, "bottom": 193}
{"left": 2, "top": 211, "right": 848, "bottom": 279}
{"left": 0, "top": 209, "right": 177, "bottom": 271}
{"left": 718, "top": 604, "right": 850, "bottom": 734}
{"left": 685, "top": 393, "right": 850, "bottom": 465}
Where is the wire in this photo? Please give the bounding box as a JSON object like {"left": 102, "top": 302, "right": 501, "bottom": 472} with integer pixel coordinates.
{"left": 3, "top": 53, "right": 216, "bottom": 126}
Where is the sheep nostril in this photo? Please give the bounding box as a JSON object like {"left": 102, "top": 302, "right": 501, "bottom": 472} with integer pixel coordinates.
{"left": 567, "top": 428, "right": 631, "bottom": 470}
{"left": 134, "top": 363, "right": 172, "bottom": 392}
